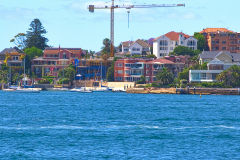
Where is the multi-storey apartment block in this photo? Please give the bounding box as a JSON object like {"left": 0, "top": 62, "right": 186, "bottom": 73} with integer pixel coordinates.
{"left": 32, "top": 48, "right": 83, "bottom": 78}
{"left": 119, "top": 39, "right": 151, "bottom": 56}
{"left": 200, "top": 28, "right": 240, "bottom": 53}
{"left": 114, "top": 58, "right": 185, "bottom": 83}
{"left": 153, "top": 31, "right": 198, "bottom": 58}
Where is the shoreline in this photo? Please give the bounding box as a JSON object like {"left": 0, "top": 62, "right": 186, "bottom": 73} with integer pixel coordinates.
{"left": 126, "top": 87, "right": 240, "bottom": 95}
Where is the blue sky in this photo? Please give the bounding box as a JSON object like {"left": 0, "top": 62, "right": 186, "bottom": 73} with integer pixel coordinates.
{"left": 0, "top": 0, "right": 239, "bottom": 52}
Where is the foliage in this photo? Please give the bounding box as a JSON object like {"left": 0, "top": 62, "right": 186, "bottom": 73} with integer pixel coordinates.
{"left": 172, "top": 46, "right": 195, "bottom": 56}
{"left": 217, "top": 65, "right": 240, "bottom": 87}
{"left": 0, "top": 70, "right": 8, "bottom": 84}
{"left": 25, "top": 18, "right": 49, "bottom": 50}
{"left": 58, "top": 65, "right": 76, "bottom": 85}
{"left": 12, "top": 73, "right": 24, "bottom": 84}
{"left": 102, "top": 38, "right": 111, "bottom": 53}
{"left": 194, "top": 32, "right": 208, "bottom": 51}
{"left": 10, "top": 33, "right": 26, "bottom": 50}
{"left": 156, "top": 68, "right": 174, "bottom": 86}
{"left": 24, "top": 47, "right": 43, "bottom": 72}
{"left": 131, "top": 55, "right": 142, "bottom": 58}
{"left": 137, "top": 75, "right": 146, "bottom": 84}
{"left": 146, "top": 54, "right": 156, "bottom": 58}
{"left": 178, "top": 68, "right": 190, "bottom": 81}
{"left": 57, "top": 78, "right": 70, "bottom": 84}
{"left": 190, "top": 82, "right": 227, "bottom": 88}
{"left": 106, "top": 62, "right": 114, "bottom": 82}
{"left": 38, "top": 78, "right": 52, "bottom": 84}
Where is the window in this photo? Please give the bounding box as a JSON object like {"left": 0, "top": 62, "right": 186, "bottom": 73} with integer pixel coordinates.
{"left": 117, "top": 70, "right": 123, "bottom": 74}
{"left": 187, "top": 40, "right": 196, "bottom": 46}
{"left": 159, "top": 40, "right": 168, "bottom": 46}
{"left": 117, "top": 63, "right": 123, "bottom": 67}
{"left": 12, "top": 56, "right": 19, "bottom": 61}
{"left": 63, "top": 53, "right": 67, "bottom": 59}
{"left": 125, "top": 64, "right": 131, "bottom": 67}
{"left": 200, "top": 73, "right": 206, "bottom": 79}
{"left": 222, "top": 41, "right": 226, "bottom": 44}
{"left": 222, "top": 47, "right": 226, "bottom": 50}
{"left": 159, "top": 47, "right": 168, "bottom": 51}
{"left": 125, "top": 70, "right": 130, "bottom": 74}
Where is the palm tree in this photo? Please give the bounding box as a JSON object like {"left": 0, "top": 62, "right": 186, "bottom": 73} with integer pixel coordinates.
{"left": 156, "top": 68, "right": 174, "bottom": 86}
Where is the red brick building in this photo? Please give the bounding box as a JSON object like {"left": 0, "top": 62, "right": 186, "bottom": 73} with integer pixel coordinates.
{"left": 32, "top": 48, "right": 83, "bottom": 78}
{"left": 200, "top": 28, "right": 240, "bottom": 53}
{"left": 114, "top": 58, "right": 185, "bottom": 83}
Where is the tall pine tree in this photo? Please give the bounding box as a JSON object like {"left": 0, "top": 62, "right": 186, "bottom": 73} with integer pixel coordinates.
{"left": 25, "top": 19, "right": 49, "bottom": 50}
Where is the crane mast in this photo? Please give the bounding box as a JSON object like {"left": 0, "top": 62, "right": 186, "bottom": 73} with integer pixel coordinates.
{"left": 88, "top": 1, "right": 185, "bottom": 57}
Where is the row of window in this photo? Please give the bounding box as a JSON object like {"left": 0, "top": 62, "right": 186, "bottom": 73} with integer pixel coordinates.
{"left": 212, "top": 47, "right": 240, "bottom": 51}
{"left": 212, "top": 40, "right": 240, "bottom": 44}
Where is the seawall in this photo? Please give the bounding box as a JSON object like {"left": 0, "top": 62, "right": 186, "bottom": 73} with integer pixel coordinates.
{"left": 126, "top": 88, "right": 240, "bottom": 95}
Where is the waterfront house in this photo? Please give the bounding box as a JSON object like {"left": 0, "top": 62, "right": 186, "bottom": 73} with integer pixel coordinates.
{"left": 153, "top": 31, "right": 198, "bottom": 58}
{"left": 189, "top": 56, "right": 240, "bottom": 82}
{"left": 114, "top": 58, "right": 184, "bottom": 83}
{"left": 200, "top": 28, "right": 240, "bottom": 52}
{"left": 0, "top": 48, "right": 21, "bottom": 67}
{"left": 199, "top": 51, "right": 240, "bottom": 65}
{"left": 31, "top": 47, "right": 84, "bottom": 78}
{"left": 117, "top": 39, "right": 151, "bottom": 57}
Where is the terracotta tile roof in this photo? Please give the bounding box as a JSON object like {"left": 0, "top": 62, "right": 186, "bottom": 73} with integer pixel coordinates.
{"left": 148, "top": 58, "right": 174, "bottom": 64}
{"left": 121, "top": 41, "right": 133, "bottom": 47}
{"left": 8, "top": 52, "right": 25, "bottom": 56}
{"left": 200, "top": 28, "right": 234, "bottom": 33}
{"left": 154, "top": 31, "right": 190, "bottom": 41}
{"left": 134, "top": 39, "right": 150, "bottom": 48}
{"left": 0, "top": 48, "right": 19, "bottom": 55}
{"left": 44, "top": 48, "right": 82, "bottom": 55}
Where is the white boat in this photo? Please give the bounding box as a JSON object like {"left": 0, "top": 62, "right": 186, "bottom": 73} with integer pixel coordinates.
{"left": 15, "top": 87, "right": 41, "bottom": 93}
{"left": 70, "top": 87, "right": 92, "bottom": 93}
{"left": 92, "top": 87, "right": 112, "bottom": 92}
{"left": 2, "top": 88, "right": 16, "bottom": 92}
{"left": 47, "top": 88, "right": 69, "bottom": 91}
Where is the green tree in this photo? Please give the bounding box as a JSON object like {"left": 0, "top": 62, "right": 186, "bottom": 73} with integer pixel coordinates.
{"left": 217, "top": 65, "right": 240, "bottom": 87}
{"left": 194, "top": 32, "right": 208, "bottom": 51}
{"left": 10, "top": 33, "right": 26, "bottom": 50}
{"left": 178, "top": 67, "right": 190, "bottom": 81}
{"left": 156, "top": 68, "right": 174, "bottom": 86}
{"left": 25, "top": 18, "right": 49, "bottom": 50}
{"left": 102, "top": 38, "right": 111, "bottom": 54}
{"left": 137, "top": 75, "right": 146, "bottom": 84}
{"left": 173, "top": 46, "right": 195, "bottom": 56}
{"left": 58, "top": 65, "right": 76, "bottom": 85}
{"left": 0, "top": 70, "right": 8, "bottom": 84}
{"left": 146, "top": 54, "right": 156, "bottom": 58}
{"left": 106, "top": 62, "right": 114, "bottom": 82}
{"left": 24, "top": 47, "right": 43, "bottom": 73}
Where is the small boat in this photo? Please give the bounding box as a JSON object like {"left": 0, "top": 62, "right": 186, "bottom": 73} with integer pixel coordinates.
{"left": 2, "top": 88, "right": 16, "bottom": 92}
{"left": 92, "top": 87, "right": 112, "bottom": 92}
{"left": 15, "top": 87, "right": 41, "bottom": 93}
{"left": 70, "top": 87, "right": 92, "bottom": 93}
{"left": 47, "top": 87, "right": 69, "bottom": 91}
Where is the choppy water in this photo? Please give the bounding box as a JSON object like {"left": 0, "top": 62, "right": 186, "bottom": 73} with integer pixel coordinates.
{"left": 1, "top": 91, "right": 240, "bottom": 159}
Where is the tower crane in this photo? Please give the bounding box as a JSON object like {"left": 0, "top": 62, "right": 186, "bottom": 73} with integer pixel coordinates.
{"left": 88, "top": 1, "right": 185, "bottom": 57}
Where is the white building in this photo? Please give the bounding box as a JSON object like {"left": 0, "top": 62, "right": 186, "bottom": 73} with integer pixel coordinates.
{"left": 121, "top": 39, "right": 151, "bottom": 56}
{"left": 153, "top": 31, "right": 198, "bottom": 58}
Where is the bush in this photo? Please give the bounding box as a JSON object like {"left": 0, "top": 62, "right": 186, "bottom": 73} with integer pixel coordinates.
{"left": 38, "top": 79, "right": 51, "bottom": 84}
{"left": 58, "top": 78, "right": 69, "bottom": 84}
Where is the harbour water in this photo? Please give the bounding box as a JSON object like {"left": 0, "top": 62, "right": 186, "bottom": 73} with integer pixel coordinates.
{"left": 1, "top": 91, "right": 240, "bottom": 159}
